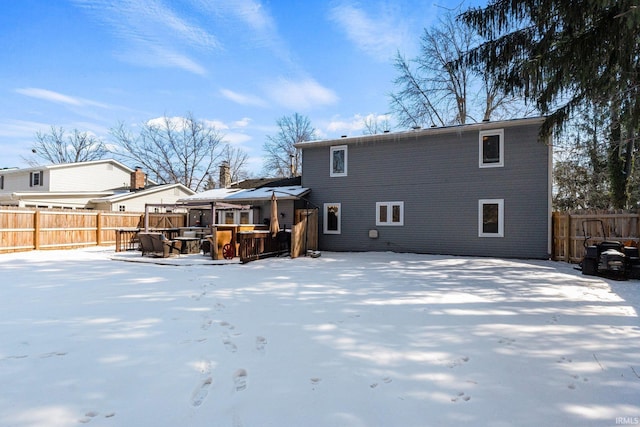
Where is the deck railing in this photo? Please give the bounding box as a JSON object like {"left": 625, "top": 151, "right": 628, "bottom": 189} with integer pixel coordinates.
{"left": 237, "top": 231, "right": 289, "bottom": 263}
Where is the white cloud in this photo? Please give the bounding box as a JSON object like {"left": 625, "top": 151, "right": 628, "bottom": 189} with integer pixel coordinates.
{"left": 328, "top": 2, "right": 412, "bottom": 61}
{"left": 326, "top": 113, "right": 392, "bottom": 133}
{"left": 232, "top": 117, "right": 252, "bottom": 128}
{"left": 190, "top": 0, "right": 293, "bottom": 64}
{"left": 123, "top": 46, "right": 207, "bottom": 76}
{"left": 0, "top": 119, "right": 50, "bottom": 138}
{"left": 204, "top": 119, "right": 229, "bottom": 130}
{"left": 224, "top": 132, "right": 252, "bottom": 145}
{"left": 15, "top": 88, "right": 111, "bottom": 109}
{"left": 72, "top": 0, "right": 219, "bottom": 75}
{"left": 265, "top": 77, "right": 338, "bottom": 110}
{"left": 326, "top": 114, "right": 367, "bottom": 133}
{"left": 220, "top": 89, "right": 268, "bottom": 108}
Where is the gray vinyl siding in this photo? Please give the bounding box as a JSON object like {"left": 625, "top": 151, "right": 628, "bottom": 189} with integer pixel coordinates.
{"left": 300, "top": 120, "right": 550, "bottom": 259}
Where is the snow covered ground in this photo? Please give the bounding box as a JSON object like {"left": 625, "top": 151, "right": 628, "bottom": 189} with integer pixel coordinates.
{"left": 0, "top": 247, "right": 639, "bottom": 427}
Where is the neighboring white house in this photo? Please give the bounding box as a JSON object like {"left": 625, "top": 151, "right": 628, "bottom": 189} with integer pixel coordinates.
{"left": 0, "top": 159, "right": 194, "bottom": 211}
{"left": 89, "top": 183, "right": 194, "bottom": 212}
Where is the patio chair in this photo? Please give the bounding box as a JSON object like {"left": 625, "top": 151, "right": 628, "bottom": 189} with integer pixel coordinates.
{"left": 138, "top": 232, "right": 182, "bottom": 258}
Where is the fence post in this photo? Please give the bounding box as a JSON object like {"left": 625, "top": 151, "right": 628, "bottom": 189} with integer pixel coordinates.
{"left": 211, "top": 227, "right": 218, "bottom": 260}
{"left": 33, "top": 210, "right": 40, "bottom": 250}
{"left": 565, "top": 213, "right": 571, "bottom": 262}
{"left": 96, "top": 212, "right": 103, "bottom": 246}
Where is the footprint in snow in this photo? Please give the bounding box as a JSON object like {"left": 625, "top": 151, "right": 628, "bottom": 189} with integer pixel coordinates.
{"left": 222, "top": 336, "right": 238, "bottom": 353}
{"left": 233, "top": 369, "right": 248, "bottom": 392}
{"left": 567, "top": 374, "right": 589, "bottom": 390}
{"left": 310, "top": 377, "right": 322, "bottom": 389}
{"left": 451, "top": 391, "right": 471, "bottom": 402}
{"left": 498, "top": 337, "right": 516, "bottom": 346}
{"left": 191, "top": 377, "right": 213, "bottom": 407}
{"left": 255, "top": 336, "right": 267, "bottom": 355}
{"left": 370, "top": 377, "right": 392, "bottom": 388}
{"left": 448, "top": 356, "right": 470, "bottom": 368}
{"left": 78, "top": 411, "right": 99, "bottom": 423}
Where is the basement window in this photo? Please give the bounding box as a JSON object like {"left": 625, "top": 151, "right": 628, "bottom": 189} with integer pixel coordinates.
{"left": 479, "top": 199, "right": 504, "bottom": 237}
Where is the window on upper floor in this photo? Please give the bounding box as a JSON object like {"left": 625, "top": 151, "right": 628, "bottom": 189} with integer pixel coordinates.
{"left": 479, "top": 199, "right": 504, "bottom": 237}
{"left": 376, "top": 201, "right": 404, "bottom": 226}
{"left": 479, "top": 129, "right": 504, "bottom": 168}
{"left": 118, "top": 205, "right": 126, "bottom": 212}
{"left": 330, "top": 145, "right": 348, "bottom": 177}
{"left": 30, "top": 171, "right": 44, "bottom": 187}
{"left": 323, "top": 203, "right": 341, "bottom": 234}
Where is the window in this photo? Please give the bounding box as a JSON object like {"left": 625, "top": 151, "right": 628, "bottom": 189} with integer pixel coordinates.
{"left": 118, "top": 205, "right": 126, "bottom": 212}
{"left": 479, "top": 129, "right": 504, "bottom": 168}
{"left": 239, "top": 211, "right": 251, "bottom": 224}
{"left": 323, "top": 203, "right": 341, "bottom": 234}
{"left": 217, "top": 210, "right": 253, "bottom": 225}
{"left": 330, "top": 145, "right": 348, "bottom": 177}
{"left": 30, "top": 171, "right": 43, "bottom": 187}
{"left": 0, "top": 175, "right": 4, "bottom": 190}
{"left": 479, "top": 199, "right": 504, "bottom": 237}
{"left": 376, "top": 202, "right": 404, "bottom": 226}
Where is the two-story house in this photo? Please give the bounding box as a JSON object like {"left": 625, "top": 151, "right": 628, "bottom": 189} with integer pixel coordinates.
{"left": 295, "top": 117, "right": 552, "bottom": 259}
{"left": 0, "top": 159, "right": 194, "bottom": 211}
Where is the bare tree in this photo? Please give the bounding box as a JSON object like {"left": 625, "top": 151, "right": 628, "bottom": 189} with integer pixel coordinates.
{"left": 390, "top": 10, "right": 518, "bottom": 128}
{"left": 262, "top": 113, "right": 316, "bottom": 177}
{"left": 25, "top": 126, "right": 107, "bottom": 165}
{"left": 219, "top": 143, "right": 250, "bottom": 184}
{"left": 362, "top": 114, "right": 392, "bottom": 135}
{"left": 110, "top": 113, "right": 224, "bottom": 191}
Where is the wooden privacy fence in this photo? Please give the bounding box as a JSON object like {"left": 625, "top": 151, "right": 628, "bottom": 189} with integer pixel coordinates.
{"left": 552, "top": 211, "right": 640, "bottom": 263}
{"left": 17, "top": 207, "right": 625, "bottom": 264}
{"left": 0, "top": 208, "right": 186, "bottom": 253}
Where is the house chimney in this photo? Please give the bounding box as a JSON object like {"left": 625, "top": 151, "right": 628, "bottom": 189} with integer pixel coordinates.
{"left": 130, "top": 167, "right": 146, "bottom": 191}
{"left": 219, "top": 161, "right": 231, "bottom": 188}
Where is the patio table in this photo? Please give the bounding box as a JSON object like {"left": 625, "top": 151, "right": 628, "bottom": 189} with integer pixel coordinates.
{"left": 174, "top": 236, "right": 201, "bottom": 254}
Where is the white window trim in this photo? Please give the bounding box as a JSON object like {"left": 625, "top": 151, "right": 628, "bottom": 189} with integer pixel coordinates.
{"left": 30, "top": 170, "right": 44, "bottom": 187}
{"left": 478, "top": 199, "right": 504, "bottom": 237}
{"left": 323, "top": 203, "right": 341, "bottom": 234}
{"left": 330, "top": 145, "right": 348, "bottom": 177}
{"left": 376, "top": 201, "right": 404, "bottom": 226}
{"left": 479, "top": 129, "right": 504, "bottom": 168}
{"left": 217, "top": 210, "right": 253, "bottom": 225}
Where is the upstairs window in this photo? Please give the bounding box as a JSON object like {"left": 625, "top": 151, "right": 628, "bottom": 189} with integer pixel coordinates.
{"left": 376, "top": 202, "right": 404, "bottom": 226}
{"left": 479, "top": 129, "right": 504, "bottom": 168}
{"left": 330, "top": 145, "right": 348, "bottom": 177}
{"left": 479, "top": 199, "right": 504, "bottom": 237}
{"left": 30, "top": 171, "right": 44, "bottom": 187}
{"left": 118, "top": 205, "right": 126, "bottom": 212}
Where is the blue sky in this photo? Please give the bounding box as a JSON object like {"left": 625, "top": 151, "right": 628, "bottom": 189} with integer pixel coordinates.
{"left": 1, "top": 0, "right": 478, "bottom": 176}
